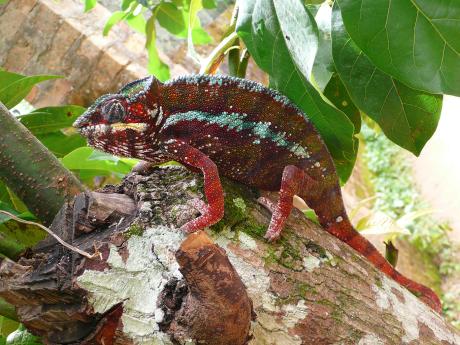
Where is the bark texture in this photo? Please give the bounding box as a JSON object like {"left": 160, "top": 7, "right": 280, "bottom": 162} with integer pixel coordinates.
{"left": 0, "top": 102, "right": 85, "bottom": 225}
{"left": 0, "top": 166, "right": 459, "bottom": 345}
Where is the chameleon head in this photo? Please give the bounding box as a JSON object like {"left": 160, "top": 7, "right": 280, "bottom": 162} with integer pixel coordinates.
{"left": 73, "top": 76, "right": 163, "bottom": 158}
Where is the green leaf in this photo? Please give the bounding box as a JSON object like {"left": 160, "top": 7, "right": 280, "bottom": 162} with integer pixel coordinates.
{"left": 0, "top": 316, "right": 18, "bottom": 339}
{"left": 0, "top": 0, "right": 8, "bottom": 5}
{"left": 324, "top": 73, "right": 361, "bottom": 133}
{"left": 146, "top": 15, "right": 170, "bottom": 81}
{"left": 126, "top": 13, "right": 147, "bottom": 35}
{"left": 84, "top": 0, "right": 97, "bottom": 12}
{"left": 35, "top": 132, "right": 86, "bottom": 158}
{"left": 0, "top": 71, "right": 61, "bottom": 109}
{"left": 121, "top": 0, "right": 136, "bottom": 11}
{"left": 191, "top": 25, "right": 212, "bottom": 45}
{"left": 18, "top": 106, "right": 86, "bottom": 135}
{"left": 0, "top": 183, "right": 12, "bottom": 208}
{"left": 202, "top": 0, "right": 216, "bottom": 9}
{"left": 157, "top": 2, "right": 187, "bottom": 36}
{"left": 237, "top": 0, "right": 357, "bottom": 181}
{"left": 0, "top": 208, "right": 45, "bottom": 260}
{"left": 156, "top": 2, "right": 211, "bottom": 44}
{"left": 332, "top": 4, "right": 442, "bottom": 155}
{"left": 61, "top": 147, "right": 136, "bottom": 175}
{"left": 312, "top": 2, "right": 334, "bottom": 90}
{"left": 103, "top": 11, "right": 129, "bottom": 36}
{"left": 6, "top": 325, "right": 42, "bottom": 345}
{"left": 337, "top": 0, "right": 460, "bottom": 96}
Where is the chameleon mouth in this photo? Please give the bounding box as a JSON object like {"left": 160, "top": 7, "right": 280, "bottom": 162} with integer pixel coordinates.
{"left": 78, "top": 123, "right": 148, "bottom": 137}
{"left": 78, "top": 124, "right": 111, "bottom": 137}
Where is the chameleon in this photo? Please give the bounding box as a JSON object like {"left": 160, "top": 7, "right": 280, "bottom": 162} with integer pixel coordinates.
{"left": 73, "top": 74, "right": 441, "bottom": 312}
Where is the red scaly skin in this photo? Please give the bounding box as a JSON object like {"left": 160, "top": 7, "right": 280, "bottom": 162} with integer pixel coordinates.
{"left": 73, "top": 74, "right": 441, "bottom": 313}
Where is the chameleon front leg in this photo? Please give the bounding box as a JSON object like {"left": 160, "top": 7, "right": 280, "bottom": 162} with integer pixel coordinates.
{"left": 164, "top": 139, "right": 225, "bottom": 233}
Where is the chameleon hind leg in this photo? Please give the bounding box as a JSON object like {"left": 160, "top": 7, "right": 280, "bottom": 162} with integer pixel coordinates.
{"left": 263, "top": 165, "right": 317, "bottom": 241}
{"left": 164, "top": 139, "right": 225, "bottom": 232}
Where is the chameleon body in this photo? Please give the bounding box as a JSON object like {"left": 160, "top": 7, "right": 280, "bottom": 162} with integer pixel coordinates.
{"left": 74, "top": 74, "right": 441, "bottom": 312}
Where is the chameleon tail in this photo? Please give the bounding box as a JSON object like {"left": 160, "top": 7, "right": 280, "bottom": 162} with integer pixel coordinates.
{"left": 307, "top": 186, "right": 442, "bottom": 313}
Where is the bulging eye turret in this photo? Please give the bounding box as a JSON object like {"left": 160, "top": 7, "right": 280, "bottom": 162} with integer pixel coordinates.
{"left": 102, "top": 99, "right": 126, "bottom": 123}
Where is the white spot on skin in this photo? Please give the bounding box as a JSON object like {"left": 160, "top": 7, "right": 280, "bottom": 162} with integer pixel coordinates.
{"left": 372, "top": 276, "right": 460, "bottom": 344}
{"left": 336, "top": 216, "right": 343, "bottom": 223}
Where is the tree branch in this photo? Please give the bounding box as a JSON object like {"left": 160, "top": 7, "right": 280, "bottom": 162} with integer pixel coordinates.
{"left": 0, "top": 166, "right": 458, "bottom": 344}
{"left": 0, "top": 102, "right": 85, "bottom": 226}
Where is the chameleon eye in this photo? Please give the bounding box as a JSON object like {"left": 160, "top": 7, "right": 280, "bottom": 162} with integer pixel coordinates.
{"left": 102, "top": 99, "right": 126, "bottom": 123}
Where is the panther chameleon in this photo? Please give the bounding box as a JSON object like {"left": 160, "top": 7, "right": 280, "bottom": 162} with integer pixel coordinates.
{"left": 73, "top": 74, "right": 441, "bottom": 312}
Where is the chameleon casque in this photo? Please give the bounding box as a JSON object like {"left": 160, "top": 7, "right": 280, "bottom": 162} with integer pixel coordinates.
{"left": 74, "top": 74, "right": 441, "bottom": 312}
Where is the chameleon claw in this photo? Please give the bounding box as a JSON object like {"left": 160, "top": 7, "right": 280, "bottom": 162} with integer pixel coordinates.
{"left": 257, "top": 196, "right": 277, "bottom": 213}
{"left": 264, "top": 230, "right": 281, "bottom": 242}
{"left": 188, "top": 198, "right": 209, "bottom": 215}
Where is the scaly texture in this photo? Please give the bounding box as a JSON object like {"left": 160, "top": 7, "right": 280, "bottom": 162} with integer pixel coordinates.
{"left": 73, "top": 74, "right": 441, "bottom": 312}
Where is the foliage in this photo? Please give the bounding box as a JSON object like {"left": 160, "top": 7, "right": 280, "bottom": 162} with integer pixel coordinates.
{"left": 337, "top": 0, "right": 460, "bottom": 96}
{"left": 237, "top": 0, "right": 356, "bottom": 180}
{"left": 0, "top": 70, "right": 60, "bottom": 110}
{"left": 78, "top": 0, "right": 460, "bottom": 182}
{"left": 93, "top": 0, "right": 215, "bottom": 81}
{"left": 0, "top": 73, "right": 136, "bottom": 260}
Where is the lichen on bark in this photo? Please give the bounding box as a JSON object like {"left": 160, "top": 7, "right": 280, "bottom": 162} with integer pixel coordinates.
{"left": 0, "top": 166, "right": 459, "bottom": 344}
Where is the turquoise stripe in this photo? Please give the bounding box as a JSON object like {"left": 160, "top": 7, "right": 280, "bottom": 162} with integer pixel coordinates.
{"left": 163, "top": 110, "right": 310, "bottom": 159}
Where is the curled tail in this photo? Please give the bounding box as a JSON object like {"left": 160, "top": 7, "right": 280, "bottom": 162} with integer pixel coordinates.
{"left": 306, "top": 186, "right": 442, "bottom": 313}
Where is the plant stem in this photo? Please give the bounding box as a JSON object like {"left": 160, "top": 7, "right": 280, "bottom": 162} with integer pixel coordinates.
{"left": 0, "top": 102, "right": 86, "bottom": 226}
{"left": 236, "top": 49, "right": 250, "bottom": 78}
{"left": 199, "top": 31, "right": 239, "bottom": 75}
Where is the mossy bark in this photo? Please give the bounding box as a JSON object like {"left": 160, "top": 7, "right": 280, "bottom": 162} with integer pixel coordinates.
{"left": 0, "top": 166, "right": 459, "bottom": 344}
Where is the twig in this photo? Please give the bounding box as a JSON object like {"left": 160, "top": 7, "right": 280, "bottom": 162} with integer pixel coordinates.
{"left": 199, "top": 31, "right": 239, "bottom": 74}
{"left": 0, "top": 210, "right": 95, "bottom": 259}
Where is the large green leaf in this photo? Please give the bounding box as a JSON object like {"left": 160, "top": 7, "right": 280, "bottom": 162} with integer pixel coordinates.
{"left": 324, "top": 73, "right": 361, "bottom": 133}
{"left": 0, "top": 71, "right": 61, "bottom": 109}
{"left": 237, "top": 0, "right": 357, "bottom": 181}
{"left": 18, "top": 106, "right": 86, "bottom": 135}
{"left": 337, "top": 0, "right": 460, "bottom": 96}
{"left": 332, "top": 4, "right": 442, "bottom": 155}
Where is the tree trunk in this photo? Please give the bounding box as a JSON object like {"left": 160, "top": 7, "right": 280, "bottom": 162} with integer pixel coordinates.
{"left": 0, "top": 166, "right": 459, "bottom": 345}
